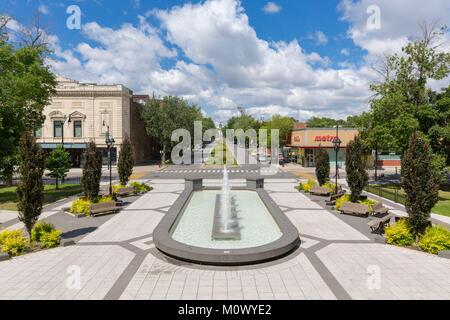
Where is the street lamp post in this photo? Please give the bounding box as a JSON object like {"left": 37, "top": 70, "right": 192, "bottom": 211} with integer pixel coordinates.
{"left": 103, "top": 121, "right": 115, "bottom": 197}
{"left": 332, "top": 126, "right": 342, "bottom": 195}
{"left": 61, "top": 115, "right": 72, "bottom": 150}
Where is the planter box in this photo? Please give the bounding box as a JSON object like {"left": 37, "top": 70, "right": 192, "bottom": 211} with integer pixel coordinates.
{"left": 64, "top": 209, "right": 87, "bottom": 219}
{"left": 0, "top": 252, "right": 10, "bottom": 261}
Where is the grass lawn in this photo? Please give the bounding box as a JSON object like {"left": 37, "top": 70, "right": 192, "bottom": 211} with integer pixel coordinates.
{"left": 365, "top": 184, "right": 450, "bottom": 217}
{"left": 205, "top": 141, "right": 237, "bottom": 166}
{"left": 0, "top": 184, "right": 82, "bottom": 211}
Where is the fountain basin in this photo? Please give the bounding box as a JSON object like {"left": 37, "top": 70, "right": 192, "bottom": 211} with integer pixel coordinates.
{"left": 153, "top": 179, "right": 300, "bottom": 266}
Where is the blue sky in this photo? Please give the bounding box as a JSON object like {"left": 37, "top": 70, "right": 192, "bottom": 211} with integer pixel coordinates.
{"left": 2, "top": 0, "right": 449, "bottom": 123}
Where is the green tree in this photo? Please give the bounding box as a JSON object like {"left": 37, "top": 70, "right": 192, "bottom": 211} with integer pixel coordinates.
{"left": 345, "top": 136, "right": 369, "bottom": 202}
{"left": 315, "top": 148, "right": 330, "bottom": 186}
{"left": 46, "top": 146, "right": 70, "bottom": 190}
{"left": 118, "top": 135, "right": 134, "bottom": 186}
{"left": 367, "top": 24, "right": 450, "bottom": 158}
{"left": 401, "top": 132, "right": 440, "bottom": 236}
{"left": 260, "top": 115, "right": 296, "bottom": 148}
{"left": 306, "top": 117, "right": 347, "bottom": 128}
{"left": 0, "top": 15, "right": 56, "bottom": 185}
{"left": 16, "top": 132, "right": 45, "bottom": 238}
{"left": 81, "top": 142, "right": 102, "bottom": 201}
{"left": 141, "top": 96, "right": 203, "bottom": 165}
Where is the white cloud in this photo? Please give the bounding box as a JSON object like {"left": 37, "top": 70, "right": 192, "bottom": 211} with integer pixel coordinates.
{"left": 338, "top": 0, "right": 450, "bottom": 56}
{"left": 309, "top": 30, "right": 328, "bottom": 46}
{"left": 340, "top": 48, "right": 350, "bottom": 56}
{"left": 38, "top": 5, "right": 49, "bottom": 15}
{"left": 262, "top": 2, "right": 282, "bottom": 14}
{"left": 50, "top": 17, "right": 176, "bottom": 91}
{"left": 50, "top": 0, "right": 378, "bottom": 122}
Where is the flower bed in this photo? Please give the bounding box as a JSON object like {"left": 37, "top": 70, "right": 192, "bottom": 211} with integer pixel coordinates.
{"left": 385, "top": 219, "right": 450, "bottom": 255}
{"left": 113, "top": 181, "right": 153, "bottom": 196}
{"left": 69, "top": 196, "right": 114, "bottom": 217}
{"left": 335, "top": 194, "right": 377, "bottom": 213}
{"left": 297, "top": 179, "right": 336, "bottom": 194}
{"left": 0, "top": 221, "right": 62, "bottom": 258}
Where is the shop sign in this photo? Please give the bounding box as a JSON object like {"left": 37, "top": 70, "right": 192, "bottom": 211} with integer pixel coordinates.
{"left": 314, "top": 135, "right": 338, "bottom": 142}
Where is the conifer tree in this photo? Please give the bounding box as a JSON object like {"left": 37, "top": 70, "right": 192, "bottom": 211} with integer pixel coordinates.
{"left": 401, "top": 131, "right": 440, "bottom": 235}
{"left": 315, "top": 148, "right": 330, "bottom": 186}
{"left": 81, "top": 141, "right": 102, "bottom": 201}
{"left": 346, "top": 136, "right": 369, "bottom": 202}
{"left": 16, "top": 132, "right": 45, "bottom": 238}
{"left": 118, "top": 136, "right": 134, "bottom": 186}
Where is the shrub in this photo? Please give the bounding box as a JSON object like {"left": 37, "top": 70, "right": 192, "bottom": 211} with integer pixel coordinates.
{"left": 361, "top": 198, "right": 377, "bottom": 213}
{"left": 130, "top": 181, "right": 152, "bottom": 195}
{"left": 335, "top": 194, "right": 350, "bottom": 210}
{"left": 70, "top": 196, "right": 114, "bottom": 216}
{"left": 323, "top": 181, "right": 336, "bottom": 193}
{"left": 0, "top": 230, "right": 28, "bottom": 256}
{"left": 40, "top": 229, "right": 62, "bottom": 249}
{"left": 31, "top": 221, "right": 55, "bottom": 242}
{"left": 385, "top": 219, "right": 415, "bottom": 247}
{"left": 298, "top": 179, "right": 317, "bottom": 193}
{"left": 112, "top": 184, "right": 127, "bottom": 193}
{"left": 70, "top": 198, "right": 91, "bottom": 216}
{"left": 418, "top": 226, "right": 450, "bottom": 254}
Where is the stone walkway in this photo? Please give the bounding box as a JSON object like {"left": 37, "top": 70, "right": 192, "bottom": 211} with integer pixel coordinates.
{"left": 0, "top": 178, "right": 449, "bottom": 300}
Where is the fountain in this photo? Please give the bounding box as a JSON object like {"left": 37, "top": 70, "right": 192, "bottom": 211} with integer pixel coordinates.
{"left": 153, "top": 171, "right": 301, "bottom": 265}
{"left": 212, "top": 166, "right": 241, "bottom": 240}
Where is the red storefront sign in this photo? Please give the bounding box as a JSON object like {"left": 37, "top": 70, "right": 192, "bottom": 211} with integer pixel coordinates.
{"left": 314, "top": 135, "right": 338, "bottom": 142}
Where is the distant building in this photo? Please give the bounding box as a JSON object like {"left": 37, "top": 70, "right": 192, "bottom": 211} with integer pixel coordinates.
{"left": 36, "top": 76, "right": 155, "bottom": 166}
{"left": 286, "top": 122, "right": 358, "bottom": 167}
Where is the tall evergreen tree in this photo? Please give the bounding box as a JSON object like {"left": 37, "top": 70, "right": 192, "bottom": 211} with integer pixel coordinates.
{"left": 46, "top": 146, "right": 71, "bottom": 190}
{"left": 81, "top": 141, "right": 102, "bottom": 201}
{"left": 118, "top": 135, "right": 134, "bottom": 186}
{"left": 315, "top": 148, "right": 330, "bottom": 186}
{"left": 16, "top": 132, "right": 45, "bottom": 238}
{"left": 401, "top": 132, "right": 440, "bottom": 236}
{"left": 346, "top": 136, "right": 369, "bottom": 202}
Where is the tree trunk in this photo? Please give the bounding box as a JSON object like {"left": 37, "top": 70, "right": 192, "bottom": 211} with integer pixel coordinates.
{"left": 161, "top": 143, "right": 167, "bottom": 166}
{"left": 55, "top": 178, "right": 59, "bottom": 190}
{"left": 374, "top": 148, "right": 378, "bottom": 181}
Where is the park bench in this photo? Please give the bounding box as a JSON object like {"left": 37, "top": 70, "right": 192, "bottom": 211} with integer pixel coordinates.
{"left": 338, "top": 202, "right": 369, "bottom": 217}
{"left": 368, "top": 213, "right": 394, "bottom": 233}
{"left": 116, "top": 187, "right": 135, "bottom": 198}
{"left": 310, "top": 186, "right": 331, "bottom": 196}
{"left": 325, "top": 189, "right": 347, "bottom": 206}
{"left": 372, "top": 201, "right": 390, "bottom": 216}
{"left": 90, "top": 201, "right": 120, "bottom": 217}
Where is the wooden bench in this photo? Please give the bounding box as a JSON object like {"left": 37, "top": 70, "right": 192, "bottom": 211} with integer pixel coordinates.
{"left": 116, "top": 187, "right": 135, "bottom": 198}
{"left": 339, "top": 202, "right": 369, "bottom": 217}
{"left": 325, "top": 190, "right": 347, "bottom": 206}
{"left": 90, "top": 202, "right": 120, "bottom": 217}
{"left": 373, "top": 202, "right": 389, "bottom": 216}
{"left": 310, "top": 186, "right": 331, "bottom": 196}
{"left": 368, "top": 213, "right": 394, "bottom": 233}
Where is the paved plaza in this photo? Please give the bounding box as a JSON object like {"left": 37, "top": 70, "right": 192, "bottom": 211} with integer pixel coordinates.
{"left": 0, "top": 173, "right": 449, "bottom": 300}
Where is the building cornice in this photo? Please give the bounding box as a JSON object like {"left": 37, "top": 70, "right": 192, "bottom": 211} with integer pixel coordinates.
{"left": 54, "top": 90, "right": 132, "bottom": 98}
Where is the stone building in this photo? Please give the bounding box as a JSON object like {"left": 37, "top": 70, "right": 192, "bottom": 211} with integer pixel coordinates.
{"left": 36, "top": 76, "right": 155, "bottom": 166}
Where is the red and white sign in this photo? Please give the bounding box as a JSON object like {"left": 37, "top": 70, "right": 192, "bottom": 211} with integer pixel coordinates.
{"left": 314, "top": 135, "right": 338, "bottom": 142}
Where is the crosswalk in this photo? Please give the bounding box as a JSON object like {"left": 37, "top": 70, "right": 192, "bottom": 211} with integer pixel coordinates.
{"left": 160, "top": 168, "right": 283, "bottom": 175}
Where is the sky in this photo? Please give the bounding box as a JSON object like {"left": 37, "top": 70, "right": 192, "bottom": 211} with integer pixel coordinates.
{"left": 2, "top": 0, "right": 450, "bottom": 124}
